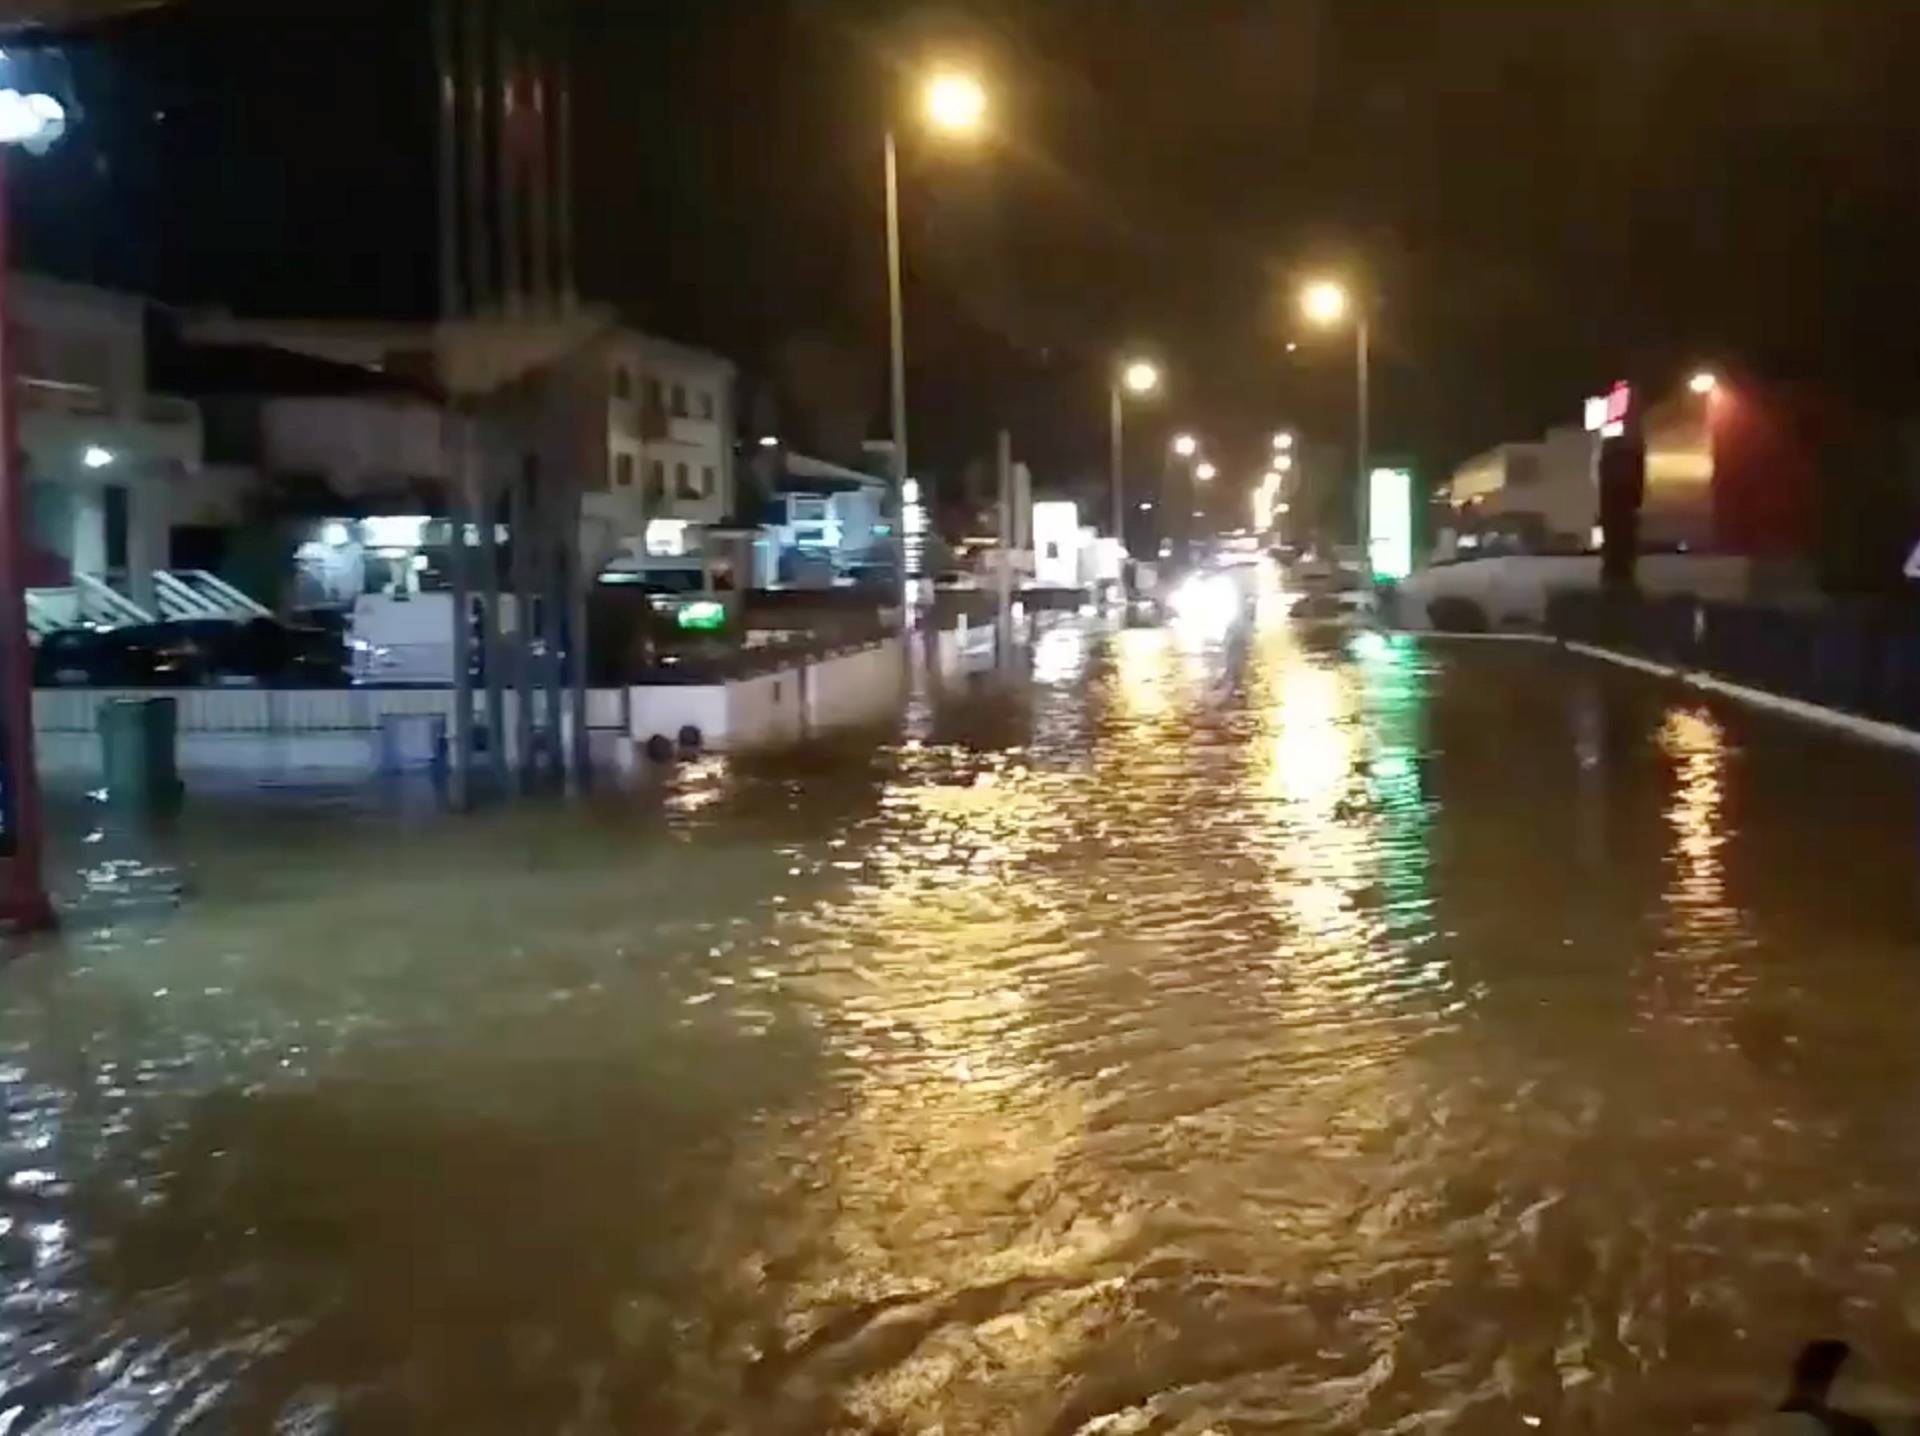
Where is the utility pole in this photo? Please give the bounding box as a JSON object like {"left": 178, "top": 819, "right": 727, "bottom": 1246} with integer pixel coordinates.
{"left": 447, "top": 413, "right": 477, "bottom": 808}
{"left": 0, "top": 149, "right": 53, "bottom": 932}
{"left": 883, "top": 129, "right": 916, "bottom": 620}
{"left": 996, "top": 429, "right": 1013, "bottom": 664}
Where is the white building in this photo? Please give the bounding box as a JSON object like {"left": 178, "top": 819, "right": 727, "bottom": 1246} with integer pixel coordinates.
{"left": 17, "top": 276, "right": 203, "bottom": 615}
{"left": 604, "top": 333, "right": 735, "bottom": 560}
{"left": 1440, "top": 424, "right": 1596, "bottom": 557}
{"left": 185, "top": 312, "right": 735, "bottom": 575}
{"left": 757, "top": 451, "right": 888, "bottom": 584}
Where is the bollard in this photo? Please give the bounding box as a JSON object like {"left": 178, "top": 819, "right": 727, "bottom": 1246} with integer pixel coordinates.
{"left": 97, "top": 697, "right": 183, "bottom": 813}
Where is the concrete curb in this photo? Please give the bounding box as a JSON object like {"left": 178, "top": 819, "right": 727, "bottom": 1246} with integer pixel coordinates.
{"left": 1559, "top": 639, "right": 1920, "bottom": 756}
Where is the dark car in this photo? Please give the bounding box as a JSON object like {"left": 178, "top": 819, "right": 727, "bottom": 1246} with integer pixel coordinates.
{"left": 33, "top": 626, "right": 153, "bottom": 687}
{"left": 35, "top": 618, "right": 347, "bottom": 688}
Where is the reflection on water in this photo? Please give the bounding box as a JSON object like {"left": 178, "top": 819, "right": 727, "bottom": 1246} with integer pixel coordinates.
{"left": 7, "top": 607, "right": 1920, "bottom": 1431}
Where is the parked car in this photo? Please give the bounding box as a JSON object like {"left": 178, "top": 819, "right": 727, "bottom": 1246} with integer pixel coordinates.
{"left": 34, "top": 626, "right": 153, "bottom": 687}
{"left": 35, "top": 618, "right": 347, "bottom": 688}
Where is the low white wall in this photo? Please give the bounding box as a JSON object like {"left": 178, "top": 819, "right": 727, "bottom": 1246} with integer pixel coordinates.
{"left": 1397, "top": 554, "right": 1757, "bottom": 630}
{"left": 727, "top": 669, "right": 806, "bottom": 749}
{"left": 935, "top": 620, "right": 998, "bottom": 678}
{"left": 628, "top": 637, "right": 905, "bottom": 752}
{"left": 628, "top": 686, "right": 729, "bottom": 748}
{"left": 36, "top": 686, "right": 630, "bottom": 780}
{"left": 805, "top": 640, "right": 906, "bottom": 731}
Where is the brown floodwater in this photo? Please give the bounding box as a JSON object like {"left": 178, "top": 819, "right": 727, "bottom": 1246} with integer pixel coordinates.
{"left": 5, "top": 608, "right": 1920, "bottom": 1432}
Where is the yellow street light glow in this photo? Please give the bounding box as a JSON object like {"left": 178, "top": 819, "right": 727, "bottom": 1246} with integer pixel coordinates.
{"left": 1195, "top": 461, "right": 1217, "bottom": 481}
{"left": 923, "top": 70, "right": 988, "bottom": 135}
{"left": 1275, "top": 453, "right": 1294, "bottom": 472}
{"left": 1689, "top": 370, "right": 1718, "bottom": 396}
{"left": 1301, "top": 279, "right": 1350, "bottom": 327}
{"left": 1122, "top": 359, "right": 1161, "bottom": 395}
{"left": 1171, "top": 432, "right": 1198, "bottom": 458}
{"left": 1272, "top": 430, "right": 1295, "bottom": 451}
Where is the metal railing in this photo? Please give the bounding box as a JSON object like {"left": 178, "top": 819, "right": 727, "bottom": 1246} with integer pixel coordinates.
{"left": 152, "top": 570, "right": 271, "bottom": 621}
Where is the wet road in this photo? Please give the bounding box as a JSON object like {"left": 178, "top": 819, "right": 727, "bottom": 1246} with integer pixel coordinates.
{"left": 7, "top": 606, "right": 1920, "bottom": 1431}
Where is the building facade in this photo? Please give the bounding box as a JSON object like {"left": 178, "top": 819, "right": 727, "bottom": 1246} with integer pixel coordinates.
{"left": 604, "top": 333, "right": 736, "bottom": 557}
{"left": 186, "top": 314, "right": 736, "bottom": 576}
{"left": 17, "top": 276, "right": 203, "bottom": 614}
{"left": 1440, "top": 425, "right": 1596, "bottom": 557}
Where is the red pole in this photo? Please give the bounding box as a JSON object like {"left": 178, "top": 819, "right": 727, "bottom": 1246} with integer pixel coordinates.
{"left": 0, "top": 148, "right": 55, "bottom": 933}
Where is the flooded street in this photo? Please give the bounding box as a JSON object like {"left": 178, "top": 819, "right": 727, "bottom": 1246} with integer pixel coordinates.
{"left": 7, "top": 611, "right": 1920, "bottom": 1432}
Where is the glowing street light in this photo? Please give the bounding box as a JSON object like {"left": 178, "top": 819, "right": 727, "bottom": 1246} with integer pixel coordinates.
{"left": 1171, "top": 432, "right": 1198, "bottom": 458}
{"left": 885, "top": 66, "right": 990, "bottom": 602}
{"left": 1275, "top": 452, "right": 1294, "bottom": 473}
{"left": 1299, "top": 276, "right": 1371, "bottom": 584}
{"left": 1688, "top": 370, "right": 1718, "bottom": 396}
{"left": 0, "top": 89, "right": 63, "bottom": 150}
{"left": 923, "top": 70, "right": 988, "bottom": 136}
{"left": 1262, "top": 469, "right": 1283, "bottom": 488}
{"left": 757, "top": 433, "right": 779, "bottom": 448}
{"left": 1272, "top": 430, "right": 1295, "bottom": 452}
{"left": 1195, "top": 461, "right": 1217, "bottom": 482}
{"left": 1301, "top": 279, "right": 1350, "bottom": 327}
{"left": 1110, "top": 356, "right": 1163, "bottom": 549}
{"left": 81, "top": 445, "right": 114, "bottom": 470}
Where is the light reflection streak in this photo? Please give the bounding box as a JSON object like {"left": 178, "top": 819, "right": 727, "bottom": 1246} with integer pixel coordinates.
{"left": 1238, "top": 625, "right": 1447, "bottom": 1017}
{"left": 1649, "top": 704, "right": 1752, "bottom": 1017}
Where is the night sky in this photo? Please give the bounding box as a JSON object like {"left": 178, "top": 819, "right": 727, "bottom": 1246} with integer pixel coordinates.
{"left": 15, "top": 1, "right": 1920, "bottom": 511}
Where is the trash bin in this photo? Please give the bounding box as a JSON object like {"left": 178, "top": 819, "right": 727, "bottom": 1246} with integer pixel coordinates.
{"left": 97, "top": 697, "right": 182, "bottom": 811}
{"left": 378, "top": 712, "right": 448, "bottom": 775}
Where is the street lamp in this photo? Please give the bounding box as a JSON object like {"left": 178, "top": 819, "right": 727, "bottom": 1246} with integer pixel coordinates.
{"left": 1109, "top": 355, "right": 1161, "bottom": 550}
{"left": 1688, "top": 370, "right": 1718, "bottom": 396}
{"left": 0, "top": 66, "right": 63, "bottom": 931}
{"left": 1171, "top": 432, "right": 1198, "bottom": 458}
{"left": 1300, "top": 277, "right": 1370, "bottom": 574}
{"left": 1194, "top": 461, "right": 1217, "bottom": 481}
{"left": 923, "top": 71, "right": 987, "bottom": 135}
{"left": 1272, "top": 430, "right": 1295, "bottom": 452}
{"left": 1301, "top": 279, "right": 1349, "bottom": 327}
{"left": 884, "top": 66, "right": 987, "bottom": 601}
{"left": 1274, "top": 452, "right": 1293, "bottom": 473}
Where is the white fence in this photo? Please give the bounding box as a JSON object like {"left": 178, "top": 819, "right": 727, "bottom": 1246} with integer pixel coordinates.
{"left": 33, "top": 638, "right": 907, "bottom": 777}
{"left": 34, "top": 686, "right": 632, "bottom": 780}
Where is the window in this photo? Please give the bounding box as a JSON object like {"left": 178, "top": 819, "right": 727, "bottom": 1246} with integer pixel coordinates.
{"left": 615, "top": 452, "right": 635, "bottom": 488}
{"left": 612, "top": 364, "right": 631, "bottom": 399}
{"left": 645, "top": 377, "right": 662, "bottom": 413}
{"left": 701, "top": 465, "right": 716, "bottom": 497}
{"left": 646, "top": 460, "right": 665, "bottom": 501}
{"left": 675, "top": 461, "right": 697, "bottom": 499}
{"left": 697, "top": 389, "right": 715, "bottom": 420}
{"left": 670, "top": 383, "right": 688, "bottom": 418}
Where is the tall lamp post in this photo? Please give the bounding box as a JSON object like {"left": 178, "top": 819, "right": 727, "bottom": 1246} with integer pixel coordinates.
{"left": 884, "top": 68, "right": 986, "bottom": 603}
{"left": 0, "top": 75, "right": 66, "bottom": 931}
{"left": 1110, "top": 358, "right": 1160, "bottom": 554}
{"left": 1300, "top": 279, "right": 1368, "bottom": 566}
